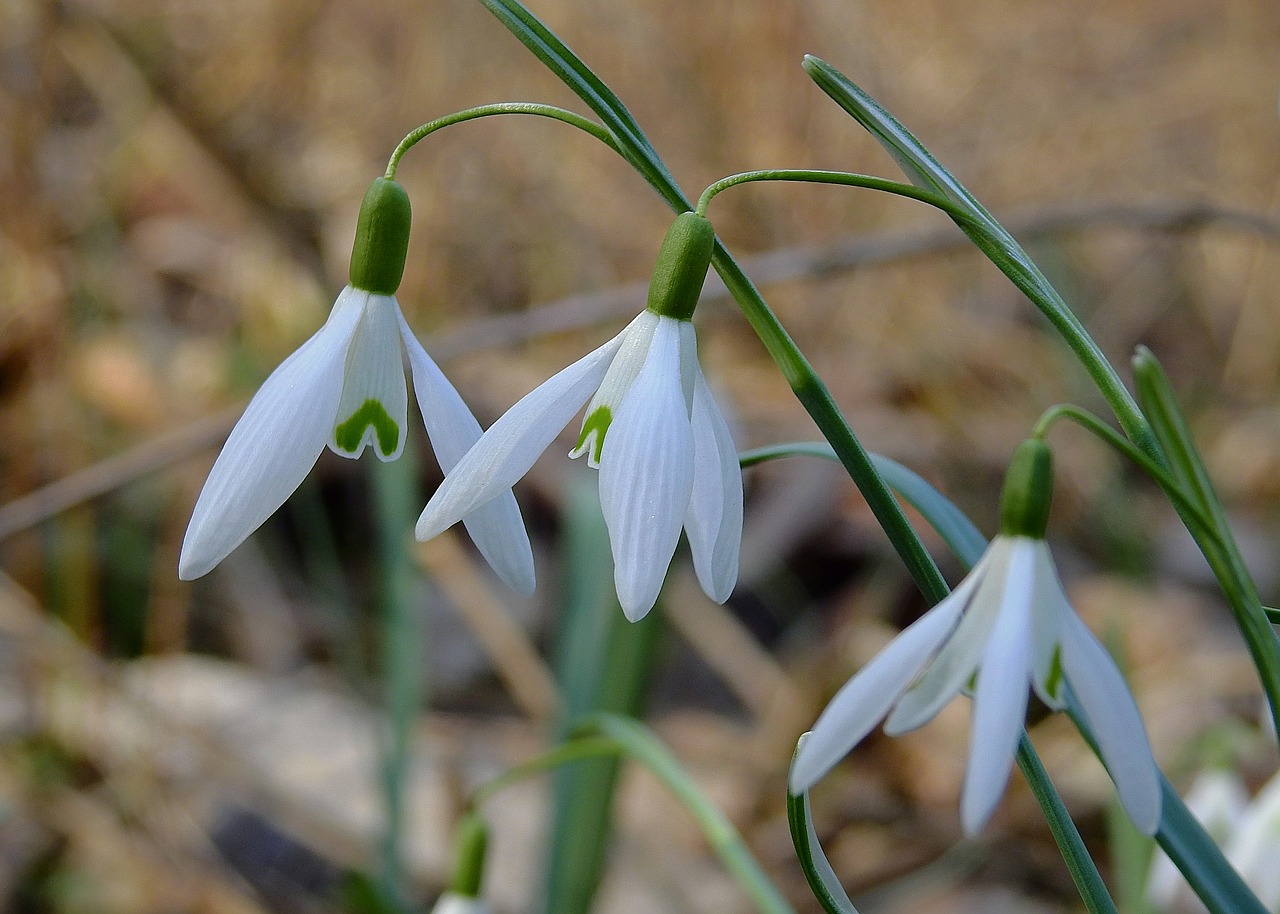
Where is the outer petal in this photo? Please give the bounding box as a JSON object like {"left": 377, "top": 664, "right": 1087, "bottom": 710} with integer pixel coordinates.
{"left": 1060, "top": 608, "right": 1163, "bottom": 835}
{"left": 883, "top": 538, "right": 1013, "bottom": 735}
{"left": 960, "top": 538, "right": 1036, "bottom": 835}
{"left": 179, "top": 291, "right": 362, "bottom": 579}
{"left": 789, "top": 596, "right": 966, "bottom": 794}
{"left": 683, "top": 355, "right": 742, "bottom": 603}
{"left": 331, "top": 292, "right": 409, "bottom": 460}
{"left": 415, "top": 332, "right": 625, "bottom": 541}
{"left": 598, "top": 316, "right": 694, "bottom": 621}
{"left": 398, "top": 312, "right": 535, "bottom": 596}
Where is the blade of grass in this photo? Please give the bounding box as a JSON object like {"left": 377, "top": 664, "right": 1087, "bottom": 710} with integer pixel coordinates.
{"left": 542, "top": 476, "right": 661, "bottom": 914}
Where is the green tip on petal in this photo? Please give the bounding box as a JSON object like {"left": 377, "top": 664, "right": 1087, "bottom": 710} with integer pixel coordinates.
{"left": 349, "top": 177, "right": 412, "bottom": 295}
{"left": 570, "top": 405, "right": 612, "bottom": 466}
{"left": 1000, "top": 438, "right": 1054, "bottom": 538}
{"left": 645, "top": 212, "right": 715, "bottom": 322}
{"left": 334, "top": 398, "right": 400, "bottom": 456}
{"left": 449, "top": 814, "right": 489, "bottom": 898}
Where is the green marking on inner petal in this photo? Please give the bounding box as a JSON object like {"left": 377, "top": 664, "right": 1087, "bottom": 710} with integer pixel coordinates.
{"left": 573, "top": 405, "right": 612, "bottom": 465}
{"left": 1044, "top": 645, "right": 1064, "bottom": 700}
{"left": 334, "top": 398, "right": 400, "bottom": 456}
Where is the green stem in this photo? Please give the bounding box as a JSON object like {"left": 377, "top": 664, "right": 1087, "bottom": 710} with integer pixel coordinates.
{"left": 1033, "top": 404, "right": 1225, "bottom": 552}
{"left": 372, "top": 449, "right": 423, "bottom": 912}
{"left": 470, "top": 735, "right": 624, "bottom": 808}
{"left": 711, "top": 241, "right": 950, "bottom": 604}
{"left": 696, "top": 170, "right": 970, "bottom": 220}
{"left": 385, "top": 103, "right": 620, "bottom": 179}
{"left": 1015, "top": 735, "right": 1119, "bottom": 914}
{"left": 574, "top": 714, "right": 797, "bottom": 914}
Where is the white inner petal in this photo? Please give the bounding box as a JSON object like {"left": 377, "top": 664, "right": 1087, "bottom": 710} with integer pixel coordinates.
{"left": 569, "top": 311, "right": 659, "bottom": 467}
{"left": 331, "top": 292, "right": 408, "bottom": 460}
{"left": 1028, "top": 540, "right": 1070, "bottom": 709}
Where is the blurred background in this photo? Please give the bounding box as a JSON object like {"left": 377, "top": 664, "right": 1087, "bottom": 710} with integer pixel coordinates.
{"left": 1, "top": 0, "right": 1279, "bottom": 911}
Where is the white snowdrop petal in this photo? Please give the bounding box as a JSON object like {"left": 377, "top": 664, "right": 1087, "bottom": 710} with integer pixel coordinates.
{"left": 1224, "top": 771, "right": 1280, "bottom": 910}
{"left": 179, "top": 292, "right": 362, "bottom": 579}
{"left": 789, "top": 596, "right": 966, "bottom": 794}
{"left": 1028, "top": 540, "right": 1070, "bottom": 709}
{"left": 599, "top": 316, "right": 694, "bottom": 621}
{"left": 960, "top": 540, "right": 1037, "bottom": 835}
{"left": 1060, "top": 609, "right": 1163, "bottom": 835}
{"left": 569, "top": 311, "right": 658, "bottom": 466}
{"left": 430, "top": 894, "right": 491, "bottom": 914}
{"left": 399, "top": 313, "right": 535, "bottom": 595}
{"left": 684, "top": 363, "right": 742, "bottom": 603}
{"left": 331, "top": 292, "right": 409, "bottom": 460}
{"left": 415, "top": 332, "right": 625, "bottom": 541}
{"left": 883, "top": 542, "right": 1009, "bottom": 734}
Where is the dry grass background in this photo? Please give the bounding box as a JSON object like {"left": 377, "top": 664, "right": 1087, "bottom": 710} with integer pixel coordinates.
{"left": 2, "top": 0, "right": 1280, "bottom": 911}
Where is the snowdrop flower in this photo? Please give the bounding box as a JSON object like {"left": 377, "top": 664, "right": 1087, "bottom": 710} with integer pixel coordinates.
{"left": 1223, "top": 766, "right": 1280, "bottom": 911}
{"left": 430, "top": 895, "right": 490, "bottom": 914}
{"left": 180, "top": 178, "right": 534, "bottom": 593}
{"left": 1146, "top": 767, "right": 1248, "bottom": 913}
{"left": 790, "top": 439, "right": 1163, "bottom": 835}
{"left": 416, "top": 212, "right": 742, "bottom": 621}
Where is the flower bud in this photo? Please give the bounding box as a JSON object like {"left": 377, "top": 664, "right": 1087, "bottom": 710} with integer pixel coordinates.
{"left": 349, "top": 177, "right": 412, "bottom": 295}
{"left": 645, "top": 212, "right": 715, "bottom": 322}
{"left": 999, "top": 439, "right": 1053, "bottom": 538}
{"left": 449, "top": 813, "right": 489, "bottom": 899}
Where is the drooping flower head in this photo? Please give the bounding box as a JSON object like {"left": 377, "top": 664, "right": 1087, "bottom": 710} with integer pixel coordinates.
{"left": 416, "top": 212, "right": 743, "bottom": 621}
{"left": 179, "top": 178, "right": 534, "bottom": 593}
{"left": 791, "top": 439, "right": 1163, "bottom": 835}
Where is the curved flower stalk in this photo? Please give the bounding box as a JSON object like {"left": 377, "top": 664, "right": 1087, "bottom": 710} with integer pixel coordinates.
{"left": 417, "top": 213, "right": 743, "bottom": 621}
{"left": 179, "top": 178, "right": 534, "bottom": 594}
{"left": 790, "top": 440, "right": 1163, "bottom": 836}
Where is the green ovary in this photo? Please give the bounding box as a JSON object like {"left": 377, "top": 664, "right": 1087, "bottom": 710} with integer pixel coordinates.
{"left": 334, "top": 399, "right": 400, "bottom": 456}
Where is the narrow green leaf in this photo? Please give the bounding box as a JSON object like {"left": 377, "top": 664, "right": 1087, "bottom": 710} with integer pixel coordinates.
{"left": 477, "top": 0, "right": 687, "bottom": 209}
{"left": 575, "top": 714, "right": 797, "bottom": 914}
{"left": 1132, "top": 346, "right": 1280, "bottom": 741}
{"left": 1066, "top": 697, "right": 1268, "bottom": 914}
{"left": 542, "top": 477, "right": 660, "bottom": 914}
{"left": 787, "top": 737, "right": 861, "bottom": 914}
{"left": 801, "top": 56, "right": 1153, "bottom": 453}
{"left": 738, "top": 442, "right": 987, "bottom": 568}
{"left": 801, "top": 56, "right": 979, "bottom": 215}
{"left": 1015, "top": 735, "right": 1119, "bottom": 914}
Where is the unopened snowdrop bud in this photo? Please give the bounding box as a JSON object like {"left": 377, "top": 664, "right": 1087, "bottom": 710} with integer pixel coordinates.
{"left": 430, "top": 894, "right": 490, "bottom": 914}
{"left": 349, "top": 177, "right": 412, "bottom": 295}
{"left": 429, "top": 815, "right": 491, "bottom": 914}
{"left": 999, "top": 438, "right": 1053, "bottom": 539}
{"left": 449, "top": 813, "right": 489, "bottom": 900}
{"left": 645, "top": 211, "right": 716, "bottom": 321}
